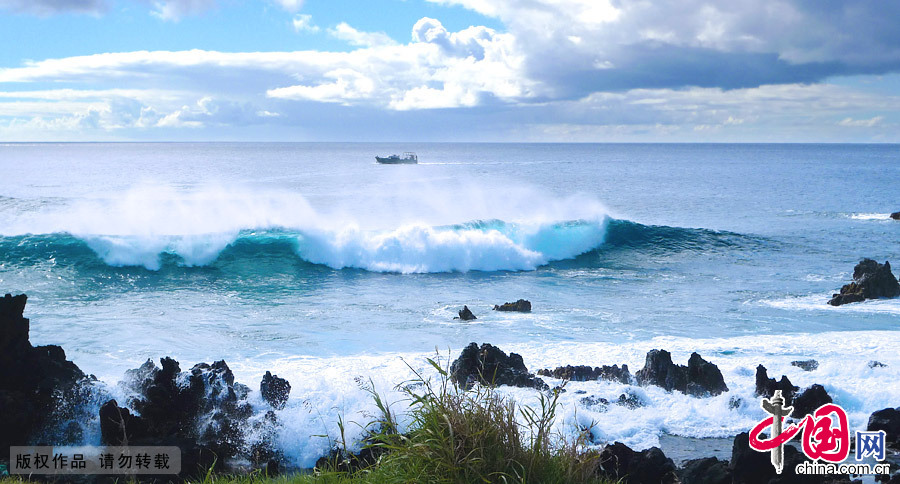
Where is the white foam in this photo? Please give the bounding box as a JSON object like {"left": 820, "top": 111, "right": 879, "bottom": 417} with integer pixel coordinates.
{"left": 849, "top": 213, "right": 892, "bottom": 221}
{"left": 207, "top": 330, "right": 900, "bottom": 467}
{"left": 0, "top": 183, "right": 611, "bottom": 272}
{"left": 761, "top": 293, "right": 900, "bottom": 315}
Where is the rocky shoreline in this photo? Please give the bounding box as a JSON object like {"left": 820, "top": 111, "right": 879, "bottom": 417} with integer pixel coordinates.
{"left": 2, "top": 292, "right": 899, "bottom": 483}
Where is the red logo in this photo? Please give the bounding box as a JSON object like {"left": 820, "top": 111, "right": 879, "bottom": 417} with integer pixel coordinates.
{"left": 748, "top": 391, "right": 850, "bottom": 473}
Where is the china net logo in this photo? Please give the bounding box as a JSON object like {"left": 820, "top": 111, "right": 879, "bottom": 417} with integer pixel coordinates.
{"left": 749, "top": 390, "right": 890, "bottom": 476}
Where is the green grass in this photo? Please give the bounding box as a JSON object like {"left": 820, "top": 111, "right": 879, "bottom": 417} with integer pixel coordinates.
{"left": 2, "top": 357, "right": 613, "bottom": 484}
{"left": 303, "top": 357, "right": 611, "bottom": 484}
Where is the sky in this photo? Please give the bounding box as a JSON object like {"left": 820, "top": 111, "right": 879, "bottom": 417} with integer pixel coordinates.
{"left": 0, "top": 0, "right": 899, "bottom": 142}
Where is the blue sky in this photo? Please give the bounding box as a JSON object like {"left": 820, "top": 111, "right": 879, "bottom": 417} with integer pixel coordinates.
{"left": 1, "top": 0, "right": 898, "bottom": 141}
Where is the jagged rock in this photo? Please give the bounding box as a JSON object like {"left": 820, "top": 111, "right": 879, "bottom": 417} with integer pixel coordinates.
{"left": 455, "top": 305, "right": 477, "bottom": 321}
{"left": 791, "top": 359, "right": 819, "bottom": 371}
{"left": 260, "top": 371, "right": 291, "bottom": 410}
{"left": 891, "top": 212, "right": 900, "bottom": 220}
{"left": 597, "top": 442, "right": 677, "bottom": 484}
{"left": 868, "top": 407, "right": 900, "bottom": 445}
{"left": 0, "top": 293, "right": 87, "bottom": 451}
{"left": 686, "top": 352, "right": 729, "bottom": 397}
{"left": 99, "top": 399, "right": 149, "bottom": 445}
{"left": 792, "top": 384, "right": 833, "bottom": 419}
{"left": 678, "top": 457, "right": 731, "bottom": 484}
{"left": 99, "top": 356, "right": 256, "bottom": 476}
{"left": 755, "top": 364, "right": 798, "bottom": 405}
{"left": 829, "top": 259, "right": 900, "bottom": 306}
{"left": 730, "top": 432, "right": 776, "bottom": 484}
{"left": 635, "top": 349, "right": 728, "bottom": 397}
{"left": 249, "top": 410, "right": 285, "bottom": 473}
{"left": 869, "top": 360, "right": 887, "bottom": 368}
{"left": 580, "top": 395, "right": 610, "bottom": 411}
{"left": 730, "top": 431, "right": 853, "bottom": 484}
{"left": 537, "top": 364, "right": 631, "bottom": 384}
{"left": 879, "top": 472, "right": 900, "bottom": 484}
{"left": 449, "top": 342, "right": 548, "bottom": 391}
{"left": 492, "top": 299, "right": 532, "bottom": 312}
{"left": 616, "top": 391, "right": 644, "bottom": 409}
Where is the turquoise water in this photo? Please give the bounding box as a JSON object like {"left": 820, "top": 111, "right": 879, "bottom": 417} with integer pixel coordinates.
{"left": 2, "top": 142, "right": 899, "bottom": 464}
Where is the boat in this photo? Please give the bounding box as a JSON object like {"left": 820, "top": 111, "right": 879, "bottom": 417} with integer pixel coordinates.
{"left": 376, "top": 152, "right": 418, "bottom": 164}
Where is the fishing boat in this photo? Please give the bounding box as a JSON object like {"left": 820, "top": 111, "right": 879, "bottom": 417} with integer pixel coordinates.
{"left": 376, "top": 152, "right": 417, "bottom": 164}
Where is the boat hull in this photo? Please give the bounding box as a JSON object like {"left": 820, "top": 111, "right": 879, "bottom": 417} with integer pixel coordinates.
{"left": 376, "top": 157, "right": 417, "bottom": 164}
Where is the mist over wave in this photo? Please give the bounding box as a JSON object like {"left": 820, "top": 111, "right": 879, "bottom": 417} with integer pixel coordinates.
{"left": 0, "top": 183, "right": 619, "bottom": 272}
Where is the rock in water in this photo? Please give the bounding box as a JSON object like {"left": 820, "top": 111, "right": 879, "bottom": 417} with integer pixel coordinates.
{"left": 456, "top": 305, "right": 477, "bottom": 320}
{"left": 100, "top": 357, "right": 256, "bottom": 476}
{"left": 867, "top": 407, "right": 900, "bottom": 445}
{"left": 597, "top": 442, "right": 677, "bottom": 484}
{"left": 755, "top": 364, "right": 798, "bottom": 404}
{"left": 686, "top": 352, "right": 729, "bottom": 397}
{"left": 791, "top": 359, "right": 819, "bottom": 371}
{"left": 449, "top": 342, "right": 548, "bottom": 390}
{"left": 537, "top": 364, "right": 631, "bottom": 384}
{"left": 829, "top": 258, "right": 900, "bottom": 306}
{"left": 260, "top": 371, "right": 291, "bottom": 410}
{"left": 0, "top": 293, "right": 86, "bottom": 451}
{"left": 635, "top": 349, "right": 728, "bottom": 397}
{"left": 730, "top": 432, "right": 776, "bottom": 484}
{"left": 791, "top": 384, "right": 832, "bottom": 419}
{"left": 679, "top": 457, "right": 732, "bottom": 484}
{"left": 492, "top": 299, "right": 532, "bottom": 312}
{"left": 891, "top": 212, "right": 900, "bottom": 220}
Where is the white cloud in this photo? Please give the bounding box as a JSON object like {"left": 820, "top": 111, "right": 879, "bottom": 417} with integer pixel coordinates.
{"left": 2, "top": 8, "right": 900, "bottom": 141}
{"left": 426, "top": 0, "right": 900, "bottom": 98}
{"left": 292, "top": 14, "right": 319, "bottom": 33}
{"left": 151, "top": 0, "right": 217, "bottom": 21}
{"left": 328, "top": 23, "right": 396, "bottom": 48}
{"left": 0, "top": 0, "right": 107, "bottom": 15}
{"left": 838, "top": 116, "right": 884, "bottom": 128}
{"left": 272, "top": 0, "right": 302, "bottom": 12}
{"left": 267, "top": 68, "right": 376, "bottom": 104}
{"left": 411, "top": 17, "right": 498, "bottom": 60}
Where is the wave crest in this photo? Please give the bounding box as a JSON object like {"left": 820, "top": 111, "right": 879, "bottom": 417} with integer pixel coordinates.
{"left": 0, "top": 218, "right": 757, "bottom": 274}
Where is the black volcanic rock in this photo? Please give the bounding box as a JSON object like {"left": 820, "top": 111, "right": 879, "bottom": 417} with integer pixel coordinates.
{"left": 456, "top": 305, "right": 477, "bottom": 320}
{"left": 891, "top": 212, "right": 900, "bottom": 220}
{"left": 829, "top": 259, "right": 900, "bottom": 306}
{"left": 730, "top": 431, "right": 854, "bottom": 484}
{"left": 616, "top": 391, "right": 645, "bottom": 409}
{"left": 679, "top": 457, "right": 731, "bottom": 484}
{"left": 635, "top": 349, "right": 728, "bottom": 397}
{"left": 493, "top": 299, "right": 532, "bottom": 312}
{"left": 449, "top": 342, "right": 548, "bottom": 390}
{"left": 755, "top": 364, "right": 798, "bottom": 405}
{"left": 868, "top": 407, "right": 900, "bottom": 445}
{"left": 597, "top": 442, "right": 677, "bottom": 484}
{"left": 792, "top": 384, "right": 833, "bottom": 419}
{"left": 537, "top": 364, "right": 631, "bottom": 384}
{"left": 100, "top": 356, "right": 256, "bottom": 476}
{"left": 0, "top": 293, "right": 87, "bottom": 451}
{"left": 791, "top": 359, "right": 819, "bottom": 371}
{"left": 260, "top": 371, "right": 291, "bottom": 410}
{"left": 730, "top": 432, "right": 776, "bottom": 484}
{"left": 686, "top": 352, "right": 729, "bottom": 397}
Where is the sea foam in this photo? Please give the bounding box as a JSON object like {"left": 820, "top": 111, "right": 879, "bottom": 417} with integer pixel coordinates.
{"left": 203, "top": 330, "right": 900, "bottom": 468}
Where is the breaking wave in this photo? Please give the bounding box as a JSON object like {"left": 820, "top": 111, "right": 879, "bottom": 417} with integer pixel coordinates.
{"left": 0, "top": 219, "right": 752, "bottom": 273}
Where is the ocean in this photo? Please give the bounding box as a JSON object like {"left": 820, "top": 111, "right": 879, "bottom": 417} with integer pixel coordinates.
{"left": 1, "top": 142, "right": 899, "bottom": 467}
